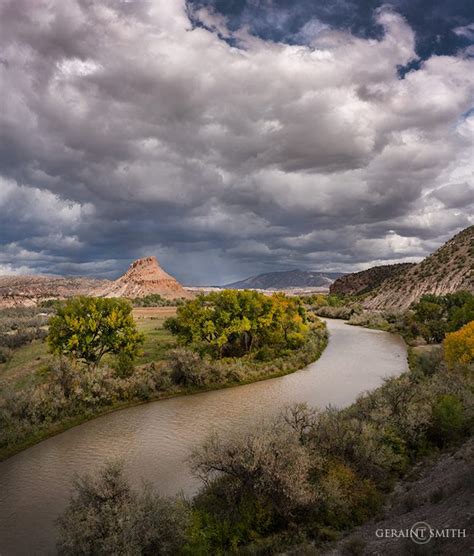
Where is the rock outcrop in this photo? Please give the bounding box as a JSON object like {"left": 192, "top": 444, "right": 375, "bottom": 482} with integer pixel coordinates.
{"left": 95, "top": 256, "right": 191, "bottom": 300}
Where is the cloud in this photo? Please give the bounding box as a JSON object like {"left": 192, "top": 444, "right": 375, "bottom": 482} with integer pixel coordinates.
{"left": 0, "top": 0, "right": 473, "bottom": 283}
{"left": 454, "top": 23, "right": 474, "bottom": 41}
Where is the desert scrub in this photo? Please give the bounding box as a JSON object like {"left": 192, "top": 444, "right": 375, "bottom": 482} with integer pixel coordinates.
{"left": 0, "top": 306, "right": 52, "bottom": 352}
{"left": 0, "top": 359, "right": 171, "bottom": 455}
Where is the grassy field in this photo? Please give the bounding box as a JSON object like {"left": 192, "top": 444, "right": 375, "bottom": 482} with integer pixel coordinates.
{"left": 0, "top": 306, "right": 178, "bottom": 390}
{"left": 132, "top": 306, "right": 177, "bottom": 364}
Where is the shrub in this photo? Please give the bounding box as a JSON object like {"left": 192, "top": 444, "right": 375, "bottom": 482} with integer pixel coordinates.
{"left": 316, "top": 306, "right": 355, "bottom": 320}
{"left": 113, "top": 352, "right": 136, "bottom": 379}
{"left": 307, "top": 408, "right": 403, "bottom": 483}
{"left": 56, "top": 461, "right": 190, "bottom": 555}
{"left": 429, "top": 395, "right": 465, "bottom": 446}
{"left": 408, "top": 346, "right": 444, "bottom": 378}
{"left": 168, "top": 348, "right": 205, "bottom": 387}
{"left": 191, "top": 423, "right": 315, "bottom": 521}
{"left": 317, "top": 463, "right": 382, "bottom": 528}
{"left": 0, "top": 346, "right": 13, "bottom": 364}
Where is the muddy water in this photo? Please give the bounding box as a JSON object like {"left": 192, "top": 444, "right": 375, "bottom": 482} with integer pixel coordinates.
{"left": 0, "top": 319, "right": 407, "bottom": 555}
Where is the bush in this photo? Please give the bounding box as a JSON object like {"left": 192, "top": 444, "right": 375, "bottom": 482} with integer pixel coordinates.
{"left": 189, "top": 423, "right": 314, "bottom": 551}
{"left": 56, "top": 461, "right": 190, "bottom": 555}
{"left": 307, "top": 408, "right": 404, "bottom": 483}
{"left": 191, "top": 423, "right": 315, "bottom": 518}
{"left": 113, "top": 352, "right": 136, "bottom": 379}
{"left": 168, "top": 348, "right": 205, "bottom": 387}
{"left": 0, "top": 346, "right": 13, "bottom": 363}
{"left": 429, "top": 395, "right": 466, "bottom": 446}
{"left": 316, "top": 306, "right": 355, "bottom": 320}
{"left": 408, "top": 346, "right": 444, "bottom": 378}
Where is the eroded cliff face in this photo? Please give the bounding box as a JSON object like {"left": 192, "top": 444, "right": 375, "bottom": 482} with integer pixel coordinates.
{"left": 0, "top": 276, "right": 109, "bottom": 308}
{"left": 363, "top": 226, "right": 474, "bottom": 310}
{"left": 94, "top": 256, "right": 191, "bottom": 300}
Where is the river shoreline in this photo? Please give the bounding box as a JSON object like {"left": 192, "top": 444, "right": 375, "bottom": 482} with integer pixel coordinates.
{"left": 0, "top": 319, "right": 408, "bottom": 556}
{"left": 0, "top": 328, "right": 328, "bottom": 462}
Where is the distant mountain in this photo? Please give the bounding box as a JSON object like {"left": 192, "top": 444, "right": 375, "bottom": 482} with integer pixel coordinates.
{"left": 332, "top": 226, "right": 473, "bottom": 310}
{"left": 95, "top": 256, "right": 191, "bottom": 300}
{"left": 329, "top": 263, "right": 416, "bottom": 296}
{"left": 224, "top": 269, "right": 344, "bottom": 290}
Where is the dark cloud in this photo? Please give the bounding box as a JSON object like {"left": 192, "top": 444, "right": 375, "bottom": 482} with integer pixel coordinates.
{"left": 0, "top": 0, "right": 473, "bottom": 284}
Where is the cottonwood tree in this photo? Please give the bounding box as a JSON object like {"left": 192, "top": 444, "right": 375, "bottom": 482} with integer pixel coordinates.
{"left": 48, "top": 297, "right": 144, "bottom": 368}
{"left": 444, "top": 321, "right": 474, "bottom": 368}
{"left": 164, "top": 290, "right": 308, "bottom": 358}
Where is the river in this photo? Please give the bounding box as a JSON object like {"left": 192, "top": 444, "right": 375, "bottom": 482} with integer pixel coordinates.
{"left": 0, "top": 319, "right": 407, "bottom": 555}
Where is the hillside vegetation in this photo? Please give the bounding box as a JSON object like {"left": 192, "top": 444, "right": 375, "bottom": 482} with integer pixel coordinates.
{"left": 330, "top": 263, "right": 415, "bottom": 296}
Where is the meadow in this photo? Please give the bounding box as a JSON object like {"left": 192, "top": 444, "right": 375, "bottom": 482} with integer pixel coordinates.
{"left": 0, "top": 306, "right": 178, "bottom": 390}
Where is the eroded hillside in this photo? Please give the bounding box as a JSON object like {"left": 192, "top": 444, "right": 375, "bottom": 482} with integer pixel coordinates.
{"left": 364, "top": 226, "right": 474, "bottom": 310}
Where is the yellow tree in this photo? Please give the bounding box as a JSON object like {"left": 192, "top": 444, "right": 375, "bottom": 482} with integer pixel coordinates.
{"left": 444, "top": 321, "right": 474, "bottom": 368}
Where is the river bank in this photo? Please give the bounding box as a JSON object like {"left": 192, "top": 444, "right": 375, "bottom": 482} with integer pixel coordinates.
{"left": 0, "top": 325, "right": 327, "bottom": 462}
{"left": 0, "top": 319, "right": 407, "bottom": 555}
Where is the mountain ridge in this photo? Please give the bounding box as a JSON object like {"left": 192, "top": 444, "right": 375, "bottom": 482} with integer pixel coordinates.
{"left": 224, "top": 269, "right": 344, "bottom": 290}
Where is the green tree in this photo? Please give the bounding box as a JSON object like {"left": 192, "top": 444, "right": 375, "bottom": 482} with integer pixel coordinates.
{"left": 411, "top": 292, "right": 474, "bottom": 343}
{"left": 48, "top": 297, "right": 144, "bottom": 368}
{"left": 164, "top": 290, "right": 308, "bottom": 358}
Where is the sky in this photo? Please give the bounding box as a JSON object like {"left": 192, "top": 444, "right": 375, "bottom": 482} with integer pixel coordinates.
{"left": 0, "top": 0, "right": 473, "bottom": 285}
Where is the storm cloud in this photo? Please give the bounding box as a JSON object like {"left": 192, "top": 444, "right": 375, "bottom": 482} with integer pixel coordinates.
{"left": 0, "top": 0, "right": 473, "bottom": 284}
